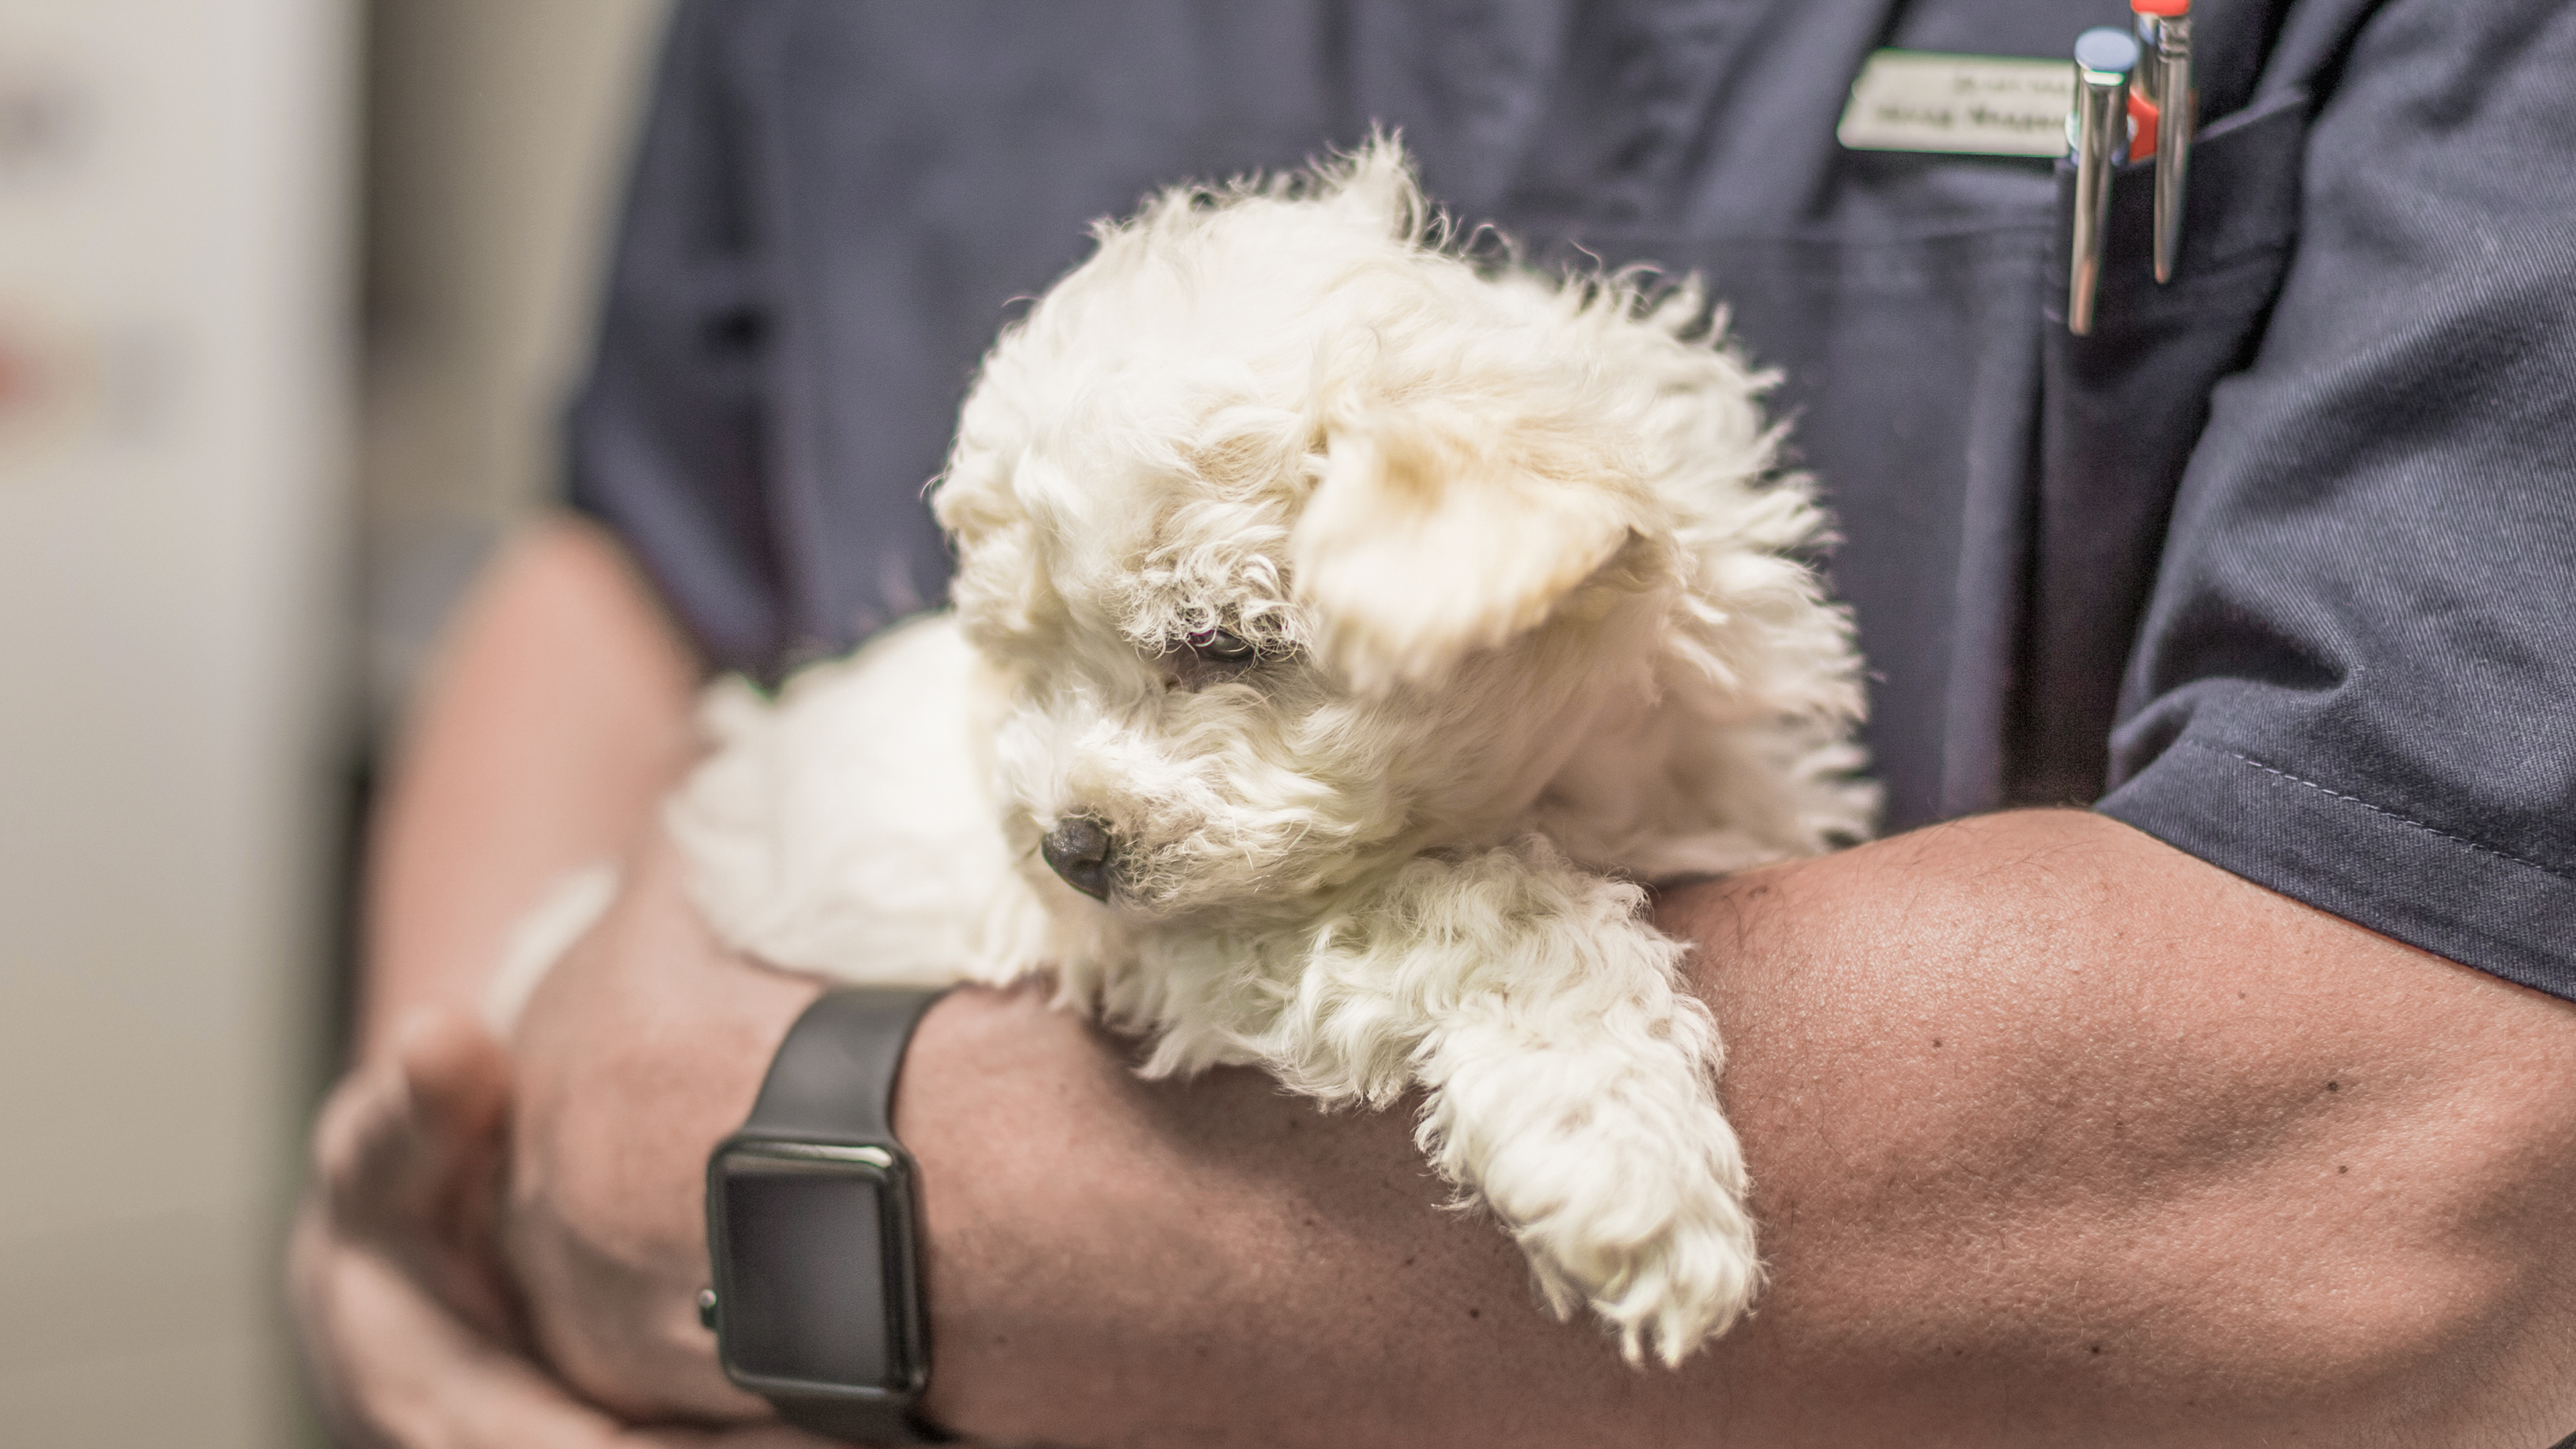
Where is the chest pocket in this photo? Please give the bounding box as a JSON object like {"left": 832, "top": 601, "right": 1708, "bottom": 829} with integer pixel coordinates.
{"left": 2014, "top": 86, "right": 2312, "bottom": 806}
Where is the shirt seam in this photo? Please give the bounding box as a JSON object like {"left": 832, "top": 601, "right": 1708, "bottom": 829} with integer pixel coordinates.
{"left": 2180, "top": 739, "right": 2573, "bottom": 887}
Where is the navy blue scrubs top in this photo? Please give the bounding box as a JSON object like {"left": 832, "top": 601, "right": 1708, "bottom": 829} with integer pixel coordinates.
{"left": 568, "top": 0, "right": 2576, "bottom": 1004}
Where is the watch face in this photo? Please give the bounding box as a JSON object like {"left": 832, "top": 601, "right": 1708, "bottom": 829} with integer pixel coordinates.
{"left": 710, "top": 1143, "right": 924, "bottom": 1395}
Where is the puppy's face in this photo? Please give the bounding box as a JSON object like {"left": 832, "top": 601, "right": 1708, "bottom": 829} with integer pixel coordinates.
{"left": 951, "top": 415, "right": 1663, "bottom": 926}
{"left": 930, "top": 146, "right": 1720, "bottom": 926}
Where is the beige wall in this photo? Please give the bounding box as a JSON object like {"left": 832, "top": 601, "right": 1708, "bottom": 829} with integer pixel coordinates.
{"left": 0, "top": 1, "right": 352, "bottom": 1442}
{"left": 0, "top": 1, "right": 669, "bottom": 1442}
{"left": 361, "top": 0, "right": 672, "bottom": 724}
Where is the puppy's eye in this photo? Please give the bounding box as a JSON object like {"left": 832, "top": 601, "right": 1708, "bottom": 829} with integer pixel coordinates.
{"left": 1185, "top": 627, "right": 1257, "bottom": 663}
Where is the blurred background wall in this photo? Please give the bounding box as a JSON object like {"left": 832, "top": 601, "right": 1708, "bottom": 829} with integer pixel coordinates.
{"left": 359, "top": 0, "right": 668, "bottom": 729}
{"left": 0, "top": 0, "right": 666, "bottom": 1442}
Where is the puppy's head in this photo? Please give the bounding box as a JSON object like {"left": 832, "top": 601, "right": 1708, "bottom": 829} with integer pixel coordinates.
{"left": 930, "top": 138, "right": 1793, "bottom": 923}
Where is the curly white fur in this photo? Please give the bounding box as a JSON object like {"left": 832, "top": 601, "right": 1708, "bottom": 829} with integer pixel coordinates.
{"left": 667, "top": 139, "right": 1875, "bottom": 1365}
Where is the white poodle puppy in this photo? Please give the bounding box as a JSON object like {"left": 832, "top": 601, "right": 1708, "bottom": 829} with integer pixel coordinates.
{"left": 667, "top": 139, "right": 1874, "bottom": 1365}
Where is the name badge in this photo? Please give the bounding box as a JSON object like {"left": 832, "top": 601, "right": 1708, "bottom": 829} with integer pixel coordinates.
{"left": 1837, "top": 50, "right": 2074, "bottom": 158}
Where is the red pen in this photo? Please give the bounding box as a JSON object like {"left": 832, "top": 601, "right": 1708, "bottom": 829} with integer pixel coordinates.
{"left": 2132, "top": 0, "right": 2194, "bottom": 283}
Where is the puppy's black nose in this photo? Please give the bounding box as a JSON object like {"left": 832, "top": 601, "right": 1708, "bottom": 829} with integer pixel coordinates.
{"left": 1041, "top": 817, "right": 1115, "bottom": 901}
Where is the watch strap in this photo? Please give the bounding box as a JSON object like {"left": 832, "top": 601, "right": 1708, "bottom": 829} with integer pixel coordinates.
{"left": 771, "top": 1387, "right": 951, "bottom": 1447}
{"left": 722, "top": 985, "right": 954, "bottom": 1446}
{"left": 737, "top": 985, "right": 947, "bottom": 1146}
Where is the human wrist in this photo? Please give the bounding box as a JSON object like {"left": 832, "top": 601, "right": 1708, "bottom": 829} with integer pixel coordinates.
{"left": 499, "top": 825, "right": 822, "bottom": 1422}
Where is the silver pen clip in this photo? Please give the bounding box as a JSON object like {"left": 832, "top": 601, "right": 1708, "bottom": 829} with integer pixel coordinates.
{"left": 2134, "top": 1, "right": 2194, "bottom": 283}
{"left": 2068, "top": 27, "right": 2137, "bottom": 336}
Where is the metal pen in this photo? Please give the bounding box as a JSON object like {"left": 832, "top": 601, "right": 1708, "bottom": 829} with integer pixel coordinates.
{"left": 2133, "top": 0, "right": 2194, "bottom": 283}
{"left": 2068, "top": 27, "right": 2138, "bottom": 335}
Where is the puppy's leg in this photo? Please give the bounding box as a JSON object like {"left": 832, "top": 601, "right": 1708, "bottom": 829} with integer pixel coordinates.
{"left": 1288, "top": 842, "right": 1759, "bottom": 1365}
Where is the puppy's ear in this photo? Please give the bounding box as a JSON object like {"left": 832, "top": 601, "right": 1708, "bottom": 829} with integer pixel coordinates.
{"left": 1292, "top": 411, "right": 1634, "bottom": 691}
{"left": 932, "top": 425, "right": 1063, "bottom": 653}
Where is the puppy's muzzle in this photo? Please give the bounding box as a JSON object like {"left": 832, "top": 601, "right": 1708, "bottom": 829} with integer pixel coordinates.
{"left": 1040, "top": 816, "right": 1115, "bottom": 901}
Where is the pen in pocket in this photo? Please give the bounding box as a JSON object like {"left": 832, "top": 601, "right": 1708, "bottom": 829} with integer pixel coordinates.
{"left": 2133, "top": 0, "right": 2194, "bottom": 284}
{"left": 2067, "top": 27, "right": 2138, "bottom": 335}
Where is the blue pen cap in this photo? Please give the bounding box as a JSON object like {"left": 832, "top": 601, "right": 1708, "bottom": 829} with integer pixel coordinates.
{"left": 2074, "top": 26, "right": 2141, "bottom": 76}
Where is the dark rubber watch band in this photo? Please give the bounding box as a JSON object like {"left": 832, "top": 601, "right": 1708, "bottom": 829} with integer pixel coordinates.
{"left": 742, "top": 987, "right": 945, "bottom": 1146}
{"left": 709, "top": 985, "right": 953, "bottom": 1445}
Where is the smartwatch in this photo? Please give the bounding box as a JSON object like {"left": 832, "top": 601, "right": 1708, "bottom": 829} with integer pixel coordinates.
{"left": 703, "top": 986, "right": 953, "bottom": 1444}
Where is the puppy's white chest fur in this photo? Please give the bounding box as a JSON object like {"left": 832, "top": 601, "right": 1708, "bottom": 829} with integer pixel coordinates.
{"left": 669, "top": 140, "right": 1874, "bottom": 1365}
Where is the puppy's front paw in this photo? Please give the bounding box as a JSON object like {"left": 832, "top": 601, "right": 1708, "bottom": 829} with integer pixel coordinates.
{"left": 1421, "top": 981, "right": 1762, "bottom": 1364}
{"left": 1314, "top": 841, "right": 1767, "bottom": 1364}
{"left": 1507, "top": 1115, "right": 1763, "bottom": 1366}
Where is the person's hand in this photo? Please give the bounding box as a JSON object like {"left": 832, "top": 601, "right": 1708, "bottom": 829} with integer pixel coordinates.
{"left": 290, "top": 1000, "right": 831, "bottom": 1448}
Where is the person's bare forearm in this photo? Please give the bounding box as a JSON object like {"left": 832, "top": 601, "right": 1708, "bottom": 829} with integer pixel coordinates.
{"left": 358, "top": 514, "right": 702, "bottom": 1059}
{"left": 892, "top": 810, "right": 2576, "bottom": 1447}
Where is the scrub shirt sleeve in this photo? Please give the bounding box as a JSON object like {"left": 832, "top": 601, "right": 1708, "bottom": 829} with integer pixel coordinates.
{"left": 2100, "top": 0, "right": 2576, "bottom": 1002}
{"left": 563, "top": 0, "right": 792, "bottom": 678}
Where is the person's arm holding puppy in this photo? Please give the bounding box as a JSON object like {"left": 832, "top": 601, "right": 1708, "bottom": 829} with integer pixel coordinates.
{"left": 298, "top": 519, "right": 2576, "bottom": 1448}
{"left": 502, "top": 765, "right": 2576, "bottom": 1447}
{"left": 905, "top": 814, "right": 2576, "bottom": 1446}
